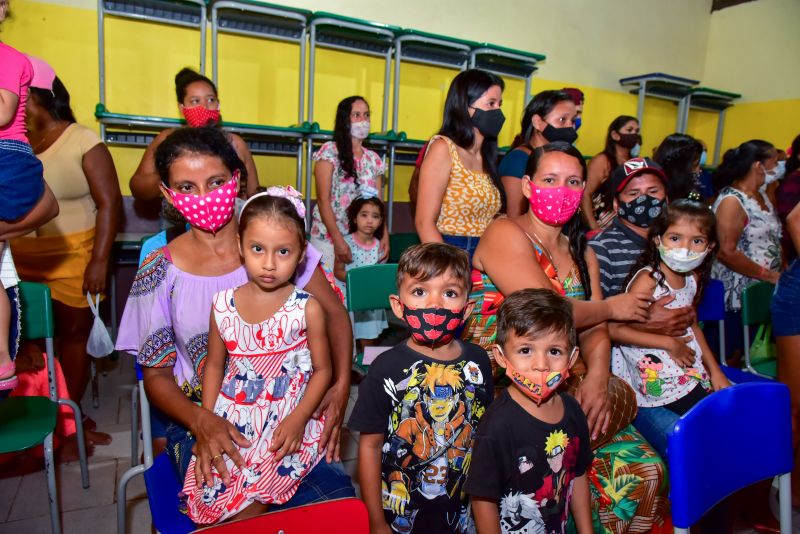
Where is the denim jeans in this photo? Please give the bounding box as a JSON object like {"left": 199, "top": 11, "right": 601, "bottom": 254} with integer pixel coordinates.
{"left": 164, "top": 421, "right": 355, "bottom": 508}
{"left": 441, "top": 234, "right": 480, "bottom": 262}
{"left": 632, "top": 405, "right": 681, "bottom": 459}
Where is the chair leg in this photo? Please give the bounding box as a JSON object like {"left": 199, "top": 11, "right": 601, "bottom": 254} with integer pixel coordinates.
{"left": 59, "top": 398, "right": 90, "bottom": 489}
{"left": 117, "top": 464, "right": 146, "bottom": 534}
{"left": 130, "top": 385, "right": 139, "bottom": 467}
{"left": 44, "top": 432, "right": 62, "bottom": 534}
{"left": 779, "top": 473, "right": 792, "bottom": 534}
{"left": 91, "top": 360, "right": 100, "bottom": 409}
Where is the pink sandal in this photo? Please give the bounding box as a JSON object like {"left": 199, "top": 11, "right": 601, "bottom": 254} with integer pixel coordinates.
{"left": 0, "top": 361, "right": 18, "bottom": 391}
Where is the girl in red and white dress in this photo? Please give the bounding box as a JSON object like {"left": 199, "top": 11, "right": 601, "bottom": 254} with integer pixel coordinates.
{"left": 182, "top": 187, "right": 332, "bottom": 524}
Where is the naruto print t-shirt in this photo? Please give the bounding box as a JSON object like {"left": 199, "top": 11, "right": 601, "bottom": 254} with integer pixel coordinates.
{"left": 464, "top": 390, "right": 593, "bottom": 534}
{"left": 348, "top": 340, "right": 493, "bottom": 534}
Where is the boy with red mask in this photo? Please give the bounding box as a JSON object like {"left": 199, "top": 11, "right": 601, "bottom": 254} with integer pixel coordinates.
{"left": 465, "top": 288, "right": 593, "bottom": 534}
{"left": 349, "top": 243, "right": 493, "bottom": 534}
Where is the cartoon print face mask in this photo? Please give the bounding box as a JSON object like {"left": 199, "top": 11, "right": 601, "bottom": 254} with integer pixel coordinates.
{"left": 498, "top": 346, "right": 578, "bottom": 405}
{"left": 401, "top": 304, "right": 466, "bottom": 346}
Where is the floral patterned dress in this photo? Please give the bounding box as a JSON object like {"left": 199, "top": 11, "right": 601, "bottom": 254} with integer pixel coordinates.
{"left": 309, "top": 141, "right": 385, "bottom": 270}
{"left": 712, "top": 187, "right": 782, "bottom": 311}
{"left": 462, "top": 240, "right": 669, "bottom": 534}
{"left": 182, "top": 287, "right": 325, "bottom": 524}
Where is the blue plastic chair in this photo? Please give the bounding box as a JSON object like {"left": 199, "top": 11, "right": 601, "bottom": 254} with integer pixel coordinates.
{"left": 697, "top": 279, "right": 726, "bottom": 364}
{"left": 117, "top": 364, "right": 195, "bottom": 534}
{"left": 668, "top": 382, "right": 793, "bottom": 533}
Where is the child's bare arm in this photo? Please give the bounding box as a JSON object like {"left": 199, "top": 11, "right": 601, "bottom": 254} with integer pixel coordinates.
{"left": 0, "top": 89, "right": 19, "bottom": 128}
{"left": 201, "top": 311, "right": 227, "bottom": 410}
{"left": 271, "top": 296, "right": 332, "bottom": 459}
{"left": 572, "top": 474, "right": 594, "bottom": 533}
{"left": 333, "top": 256, "right": 347, "bottom": 282}
{"left": 358, "top": 433, "right": 392, "bottom": 534}
{"left": 472, "top": 497, "right": 502, "bottom": 534}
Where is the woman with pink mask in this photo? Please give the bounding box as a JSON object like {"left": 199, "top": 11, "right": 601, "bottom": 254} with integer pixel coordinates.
{"left": 129, "top": 68, "right": 259, "bottom": 228}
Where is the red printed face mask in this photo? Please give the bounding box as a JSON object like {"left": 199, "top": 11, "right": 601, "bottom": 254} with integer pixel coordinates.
{"left": 401, "top": 305, "right": 466, "bottom": 346}
{"left": 164, "top": 171, "right": 238, "bottom": 234}
{"left": 182, "top": 106, "right": 221, "bottom": 128}
{"left": 499, "top": 347, "right": 577, "bottom": 405}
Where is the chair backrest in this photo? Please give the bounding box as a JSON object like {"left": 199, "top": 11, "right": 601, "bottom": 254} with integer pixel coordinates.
{"left": 697, "top": 279, "right": 725, "bottom": 322}
{"left": 668, "top": 382, "right": 792, "bottom": 528}
{"left": 17, "top": 281, "right": 55, "bottom": 340}
{"left": 346, "top": 264, "right": 398, "bottom": 312}
{"left": 388, "top": 233, "right": 421, "bottom": 263}
{"left": 741, "top": 281, "right": 775, "bottom": 326}
{"left": 195, "top": 498, "right": 369, "bottom": 533}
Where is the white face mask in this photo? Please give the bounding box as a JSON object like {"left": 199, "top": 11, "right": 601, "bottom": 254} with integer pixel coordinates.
{"left": 630, "top": 143, "right": 641, "bottom": 157}
{"left": 658, "top": 242, "right": 709, "bottom": 273}
{"left": 350, "top": 120, "right": 371, "bottom": 140}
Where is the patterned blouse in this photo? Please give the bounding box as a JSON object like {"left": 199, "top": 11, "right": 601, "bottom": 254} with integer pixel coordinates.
{"left": 309, "top": 141, "right": 385, "bottom": 244}
{"left": 711, "top": 187, "right": 782, "bottom": 311}
{"left": 431, "top": 135, "right": 501, "bottom": 238}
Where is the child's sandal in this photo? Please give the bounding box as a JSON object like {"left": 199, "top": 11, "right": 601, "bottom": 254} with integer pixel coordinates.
{"left": 0, "top": 361, "right": 18, "bottom": 391}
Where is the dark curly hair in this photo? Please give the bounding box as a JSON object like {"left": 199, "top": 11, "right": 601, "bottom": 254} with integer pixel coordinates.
{"left": 155, "top": 126, "right": 246, "bottom": 186}
{"left": 347, "top": 196, "right": 385, "bottom": 240}
{"left": 655, "top": 133, "right": 704, "bottom": 200}
{"left": 624, "top": 199, "right": 718, "bottom": 304}
{"left": 239, "top": 194, "right": 306, "bottom": 249}
{"left": 333, "top": 96, "right": 368, "bottom": 181}
{"left": 525, "top": 142, "right": 591, "bottom": 299}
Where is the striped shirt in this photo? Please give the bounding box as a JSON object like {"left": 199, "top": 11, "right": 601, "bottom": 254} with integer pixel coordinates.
{"left": 588, "top": 218, "right": 647, "bottom": 297}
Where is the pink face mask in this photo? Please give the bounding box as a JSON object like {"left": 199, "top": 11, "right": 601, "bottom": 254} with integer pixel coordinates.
{"left": 528, "top": 185, "right": 583, "bottom": 226}
{"left": 165, "top": 171, "right": 239, "bottom": 234}
{"left": 182, "top": 106, "right": 221, "bottom": 128}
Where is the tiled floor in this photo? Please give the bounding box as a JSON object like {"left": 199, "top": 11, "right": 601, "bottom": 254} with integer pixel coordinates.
{"left": 0, "top": 357, "right": 790, "bottom": 533}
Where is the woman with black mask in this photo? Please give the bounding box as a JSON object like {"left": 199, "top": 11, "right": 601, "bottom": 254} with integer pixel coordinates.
{"left": 581, "top": 115, "right": 641, "bottom": 234}
{"left": 415, "top": 69, "right": 505, "bottom": 260}
{"left": 498, "top": 90, "right": 578, "bottom": 217}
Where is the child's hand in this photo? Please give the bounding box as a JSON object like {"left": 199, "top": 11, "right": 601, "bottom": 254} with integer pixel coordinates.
{"left": 608, "top": 291, "right": 651, "bottom": 323}
{"left": 270, "top": 413, "right": 306, "bottom": 461}
{"left": 710, "top": 370, "right": 732, "bottom": 391}
{"left": 668, "top": 336, "right": 696, "bottom": 367}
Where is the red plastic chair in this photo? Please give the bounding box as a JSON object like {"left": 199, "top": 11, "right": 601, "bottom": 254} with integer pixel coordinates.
{"left": 194, "top": 498, "right": 369, "bottom": 533}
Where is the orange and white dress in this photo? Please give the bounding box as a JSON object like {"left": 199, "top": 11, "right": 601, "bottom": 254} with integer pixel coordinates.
{"left": 182, "top": 286, "right": 325, "bottom": 524}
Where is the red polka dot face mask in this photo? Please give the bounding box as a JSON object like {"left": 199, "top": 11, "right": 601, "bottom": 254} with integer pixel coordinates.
{"left": 165, "top": 171, "right": 239, "bottom": 234}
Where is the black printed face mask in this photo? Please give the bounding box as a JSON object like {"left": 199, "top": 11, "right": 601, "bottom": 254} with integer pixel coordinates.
{"left": 401, "top": 305, "right": 466, "bottom": 346}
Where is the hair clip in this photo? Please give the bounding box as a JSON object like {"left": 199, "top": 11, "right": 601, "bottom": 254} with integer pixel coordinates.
{"left": 238, "top": 185, "right": 306, "bottom": 222}
{"left": 359, "top": 186, "right": 379, "bottom": 200}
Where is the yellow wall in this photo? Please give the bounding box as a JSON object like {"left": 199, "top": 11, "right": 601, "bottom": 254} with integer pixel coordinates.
{"left": 3, "top": 0, "right": 796, "bottom": 201}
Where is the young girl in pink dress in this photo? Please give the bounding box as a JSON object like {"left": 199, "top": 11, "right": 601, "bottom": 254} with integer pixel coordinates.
{"left": 182, "top": 187, "right": 332, "bottom": 524}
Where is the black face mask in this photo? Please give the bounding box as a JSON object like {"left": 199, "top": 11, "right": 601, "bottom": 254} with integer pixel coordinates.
{"left": 470, "top": 108, "right": 505, "bottom": 139}
{"left": 617, "top": 194, "right": 666, "bottom": 228}
{"left": 542, "top": 123, "right": 578, "bottom": 144}
{"left": 617, "top": 133, "right": 641, "bottom": 149}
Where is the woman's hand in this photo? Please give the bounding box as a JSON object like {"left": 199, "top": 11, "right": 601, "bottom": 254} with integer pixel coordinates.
{"left": 379, "top": 233, "right": 390, "bottom": 262}
{"left": 270, "top": 412, "right": 306, "bottom": 461}
{"left": 191, "top": 409, "right": 251, "bottom": 486}
{"left": 710, "top": 370, "right": 732, "bottom": 391}
{"left": 82, "top": 258, "right": 108, "bottom": 295}
{"left": 668, "top": 336, "right": 697, "bottom": 367}
{"left": 313, "top": 382, "right": 350, "bottom": 462}
{"left": 606, "top": 291, "right": 652, "bottom": 322}
{"left": 333, "top": 235, "right": 353, "bottom": 264}
{"left": 575, "top": 370, "right": 611, "bottom": 441}
{"left": 764, "top": 269, "right": 781, "bottom": 284}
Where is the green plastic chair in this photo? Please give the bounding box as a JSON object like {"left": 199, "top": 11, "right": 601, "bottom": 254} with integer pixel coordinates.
{"left": 741, "top": 281, "right": 777, "bottom": 378}
{"left": 388, "top": 233, "right": 421, "bottom": 263}
{"left": 0, "top": 282, "right": 89, "bottom": 534}
{"left": 345, "top": 264, "right": 398, "bottom": 370}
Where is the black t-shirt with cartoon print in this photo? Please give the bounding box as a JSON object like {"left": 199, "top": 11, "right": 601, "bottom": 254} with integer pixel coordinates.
{"left": 348, "top": 340, "right": 494, "bottom": 534}
{"left": 464, "top": 389, "right": 593, "bottom": 534}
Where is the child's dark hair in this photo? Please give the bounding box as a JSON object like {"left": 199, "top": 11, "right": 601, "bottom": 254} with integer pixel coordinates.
{"left": 333, "top": 96, "right": 368, "bottom": 182}
{"left": 155, "top": 127, "right": 246, "bottom": 186}
{"left": 239, "top": 194, "right": 307, "bottom": 249}
{"left": 397, "top": 243, "right": 471, "bottom": 292}
{"left": 496, "top": 288, "right": 576, "bottom": 348}
{"left": 654, "top": 133, "right": 704, "bottom": 200}
{"left": 625, "top": 199, "right": 718, "bottom": 303}
{"left": 175, "top": 67, "right": 218, "bottom": 104}
{"left": 29, "top": 77, "right": 76, "bottom": 123}
{"left": 526, "top": 142, "right": 592, "bottom": 299}
{"left": 347, "top": 196, "right": 385, "bottom": 239}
